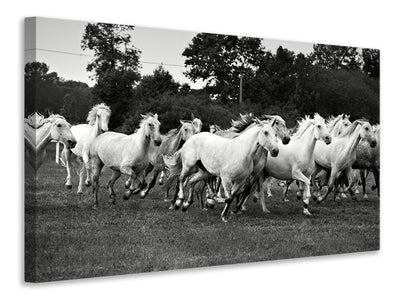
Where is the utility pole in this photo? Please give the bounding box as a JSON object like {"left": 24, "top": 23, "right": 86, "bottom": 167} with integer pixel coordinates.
{"left": 239, "top": 74, "right": 243, "bottom": 104}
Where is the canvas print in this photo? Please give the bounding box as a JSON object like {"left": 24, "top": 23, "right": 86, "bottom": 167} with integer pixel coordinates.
{"left": 24, "top": 17, "right": 380, "bottom": 282}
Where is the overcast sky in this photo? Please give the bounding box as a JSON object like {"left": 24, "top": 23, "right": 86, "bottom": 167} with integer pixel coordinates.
{"left": 25, "top": 17, "right": 314, "bottom": 89}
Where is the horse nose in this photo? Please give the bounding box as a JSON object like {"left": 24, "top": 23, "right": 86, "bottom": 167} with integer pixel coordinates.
{"left": 154, "top": 139, "right": 162, "bottom": 146}
{"left": 370, "top": 139, "right": 377, "bottom": 148}
{"left": 271, "top": 148, "right": 279, "bottom": 157}
{"left": 325, "top": 136, "right": 332, "bottom": 144}
{"left": 283, "top": 136, "right": 291, "bottom": 145}
{"left": 68, "top": 140, "right": 76, "bottom": 148}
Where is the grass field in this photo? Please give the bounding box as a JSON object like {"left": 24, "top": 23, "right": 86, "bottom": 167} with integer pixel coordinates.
{"left": 25, "top": 144, "right": 380, "bottom": 282}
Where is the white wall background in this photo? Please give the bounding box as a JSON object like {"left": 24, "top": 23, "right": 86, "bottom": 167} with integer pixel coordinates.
{"left": 1, "top": 1, "right": 399, "bottom": 299}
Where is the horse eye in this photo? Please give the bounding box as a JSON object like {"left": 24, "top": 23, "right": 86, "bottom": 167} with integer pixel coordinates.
{"left": 264, "top": 131, "right": 268, "bottom": 135}
{"left": 317, "top": 125, "right": 321, "bottom": 129}
{"left": 57, "top": 124, "right": 62, "bottom": 128}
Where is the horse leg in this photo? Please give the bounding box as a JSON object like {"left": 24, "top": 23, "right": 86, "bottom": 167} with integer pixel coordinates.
{"left": 77, "top": 158, "right": 85, "bottom": 197}
{"left": 159, "top": 169, "right": 166, "bottom": 185}
{"left": 232, "top": 181, "right": 255, "bottom": 214}
{"left": 107, "top": 170, "right": 121, "bottom": 205}
{"left": 120, "top": 165, "right": 136, "bottom": 200}
{"left": 140, "top": 167, "right": 159, "bottom": 199}
{"left": 311, "top": 164, "right": 323, "bottom": 200}
{"left": 182, "top": 170, "right": 210, "bottom": 212}
{"left": 82, "top": 151, "right": 92, "bottom": 187}
{"left": 292, "top": 169, "right": 312, "bottom": 215}
{"left": 257, "top": 174, "right": 271, "bottom": 214}
{"left": 373, "top": 169, "right": 380, "bottom": 197}
{"left": 282, "top": 180, "right": 293, "bottom": 202}
{"left": 220, "top": 178, "right": 233, "bottom": 223}
{"left": 360, "top": 169, "right": 368, "bottom": 199}
{"left": 91, "top": 156, "right": 103, "bottom": 208}
{"left": 318, "top": 168, "right": 339, "bottom": 203}
{"left": 62, "top": 148, "right": 73, "bottom": 189}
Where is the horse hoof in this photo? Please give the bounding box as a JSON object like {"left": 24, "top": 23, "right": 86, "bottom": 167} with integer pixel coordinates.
{"left": 140, "top": 191, "right": 146, "bottom": 199}
{"left": 240, "top": 205, "right": 247, "bottom": 211}
{"left": 205, "top": 198, "right": 215, "bottom": 209}
{"left": 168, "top": 204, "right": 174, "bottom": 210}
{"left": 123, "top": 191, "right": 131, "bottom": 200}
{"left": 163, "top": 198, "right": 170, "bottom": 203}
{"left": 296, "top": 194, "right": 302, "bottom": 200}
{"left": 125, "top": 181, "right": 131, "bottom": 189}
{"left": 221, "top": 216, "right": 228, "bottom": 223}
{"left": 182, "top": 203, "right": 189, "bottom": 212}
{"left": 263, "top": 210, "right": 271, "bottom": 214}
{"left": 303, "top": 209, "right": 312, "bottom": 216}
{"left": 66, "top": 184, "right": 72, "bottom": 190}
{"left": 282, "top": 198, "right": 290, "bottom": 202}
{"left": 158, "top": 179, "right": 164, "bottom": 186}
{"left": 363, "top": 194, "right": 369, "bottom": 200}
{"left": 85, "top": 181, "right": 92, "bottom": 187}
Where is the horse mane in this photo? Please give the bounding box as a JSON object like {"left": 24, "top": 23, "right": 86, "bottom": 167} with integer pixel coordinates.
{"left": 230, "top": 113, "right": 255, "bottom": 133}
{"left": 327, "top": 114, "right": 342, "bottom": 131}
{"left": 291, "top": 115, "right": 314, "bottom": 141}
{"left": 339, "top": 118, "right": 368, "bottom": 137}
{"left": 166, "top": 128, "right": 179, "bottom": 136}
{"left": 86, "top": 103, "right": 111, "bottom": 125}
{"left": 135, "top": 113, "right": 157, "bottom": 132}
{"left": 260, "top": 114, "right": 285, "bottom": 125}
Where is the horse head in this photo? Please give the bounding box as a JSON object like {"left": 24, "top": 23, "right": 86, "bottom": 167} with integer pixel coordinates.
{"left": 313, "top": 113, "right": 332, "bottom": 145}
{"left": 191, "top": 115, "right": 203, "bottom": 134}
{"left": 255, "top": 118, "right": 279, "bottom": 157}
{"left": 48, "top": 115, "right": 76, "bottom": 149}
{"left": 261, "top": 115, "right": 291, "bottom": 144}
{"left": 356, "top": 120, "right": 377, "bottom": 148}
{"left": 179, "top": 120, "right": 196, "bottom": 141}
{"left": 141, "top": 113, "right": 162, "bottom": 146}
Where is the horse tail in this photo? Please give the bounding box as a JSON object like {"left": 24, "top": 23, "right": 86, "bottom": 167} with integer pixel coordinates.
{"left": 163, "top": 150, "right": 182, "bottom": 189}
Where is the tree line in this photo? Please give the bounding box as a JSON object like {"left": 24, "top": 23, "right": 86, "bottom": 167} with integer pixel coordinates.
{"left": 25, "top": 23, "right": 379, "bottom": 132}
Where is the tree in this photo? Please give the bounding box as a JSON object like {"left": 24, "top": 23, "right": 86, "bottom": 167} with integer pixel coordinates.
{"left": 362, "top": 48, "right": 380, "bottom": 78}
{"left": 311, "top": 44, "right": 362, "bottom": 70}
{"left": 134, "top": 65, "right": 180, "bottom": 101}
{"left": 24, "top": 62, "right": 63, "bottom": 115}
{"left": 182, "top": 33, "right": 265, "bottom": 103}
{"left": 81, "top": 22, "right": 141, "bottom": 128}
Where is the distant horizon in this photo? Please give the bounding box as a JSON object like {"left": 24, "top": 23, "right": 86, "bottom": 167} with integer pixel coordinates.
{"left": 26, "top": 17, "right": 315, "bottom": 88}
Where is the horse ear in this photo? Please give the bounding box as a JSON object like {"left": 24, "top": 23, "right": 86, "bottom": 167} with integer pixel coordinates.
{"left": 191, "top": 112, "right": 195, "bottom": 120}
{"left": 140, "top": 114, "right": 146, "bottom": 118}
{"left": 154, "top": 113, "right": 158, "bottom": 119}
{"left": 180, "top": 120, "right": 184, "bottom": 125}
{"left": 271, "top": 118, "right": 277, "bottom": 127}
{"left": 254, "top": 118, "right": 261, "bottom": 125}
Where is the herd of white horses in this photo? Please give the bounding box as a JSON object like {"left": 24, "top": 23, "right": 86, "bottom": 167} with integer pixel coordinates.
{"left": 24, "top": 103, "right": 380, "bottom": 222}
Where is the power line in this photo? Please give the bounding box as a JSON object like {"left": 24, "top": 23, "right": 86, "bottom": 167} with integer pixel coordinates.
{"left": 25, "top": 47, "right": 186, "bottom": 68}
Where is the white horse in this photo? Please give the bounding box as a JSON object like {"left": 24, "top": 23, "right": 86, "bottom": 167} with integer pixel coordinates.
{"left": 90, "top": 113, "right": 162, "bottom": 207}
{"left": 25, "top": 112, "right": 76, "bottom": 175}
{"left": 352, "top": 124, "right": 380, "bottom": 198}
{"left": 261, "top": 114, "right": 332, "bottom": 215}
{"left": 312, "top": 119, "right": 377, "bottom": 202}
{"left": 138, "top": 121, "right": 196, "bottom": 199}
{"left": 191, "top": 113, "right": 203, "bottom": 134}
{"left": 61, "top": 103, "right": 111, "bottom": 193}
{"left": 164, "top": 119, "right": 279, "bottom": 222}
